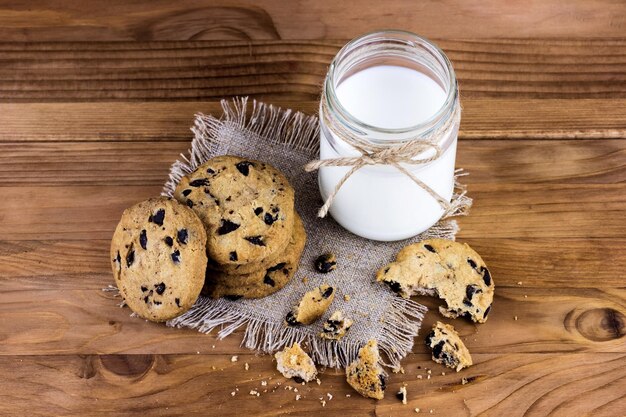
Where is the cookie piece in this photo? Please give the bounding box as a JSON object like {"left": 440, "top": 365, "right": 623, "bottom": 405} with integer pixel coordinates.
{"left": 425, "top": 321, "right": 473, "bottom": 371}
{"left": 314, "top": 253, "right": 337, "bottom": 273}
{"left": 201, "top": 214, "right": 306, "bottom": 299}
{"left": 320, "top": 310, "right": 353, "bottom": 341}
{"left": 110, "top": 197, "right": 207, "bottom": 322}
{"left": 346, "top": 340, "right": 387, "bottom": 400}
{"left": 396, "top": 386, "right": 407, "bottom": 404}
{"left": 275, "top": 342, "right": 318, "bottom": 383}
{"left": 376, "top": 239, "right": 494, "bottom": 323}
{"left": 173, "top": 155, "right": 295, "bottom": 269}
{"left": 285, "top": 284, "right": 335, "bottom": 326}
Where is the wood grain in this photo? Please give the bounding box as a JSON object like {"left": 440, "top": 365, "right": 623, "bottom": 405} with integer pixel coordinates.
{"left": 1, "top": 40, "right": 626, "bottom": 100}
{"left": 2, "top": 139, "right": 626, "bottom": 186}
{"left": 0, "top": 1, "right": 625, "bottom": 41}
{"left": 2, "top": 238, "right": 625, "bottom": 290}
{"left": 2, "top": 100, "right": 625, "bottom": 142}
{"left": 0, "top": 352, "right": 624, "bottom": 417}
{"left": 0, "top": 287, "right": 623, "bottom": 356}
{"left": 0, "top": 183, "right": 623, "bottom": 240}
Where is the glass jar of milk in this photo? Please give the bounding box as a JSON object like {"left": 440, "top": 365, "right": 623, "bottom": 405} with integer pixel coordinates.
{"left": 318, "top": 30, "right": 460, "bottom": 241}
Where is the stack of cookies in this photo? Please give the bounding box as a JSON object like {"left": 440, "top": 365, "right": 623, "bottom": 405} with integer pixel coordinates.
{"left": 110, "top": 155, "right": 304, "bottom": 322}
{"left": 173, "top": 155, "right": 305, "bottom": 300}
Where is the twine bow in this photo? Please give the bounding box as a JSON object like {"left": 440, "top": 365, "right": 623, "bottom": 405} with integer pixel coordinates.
{"left": 305, "top": 94, "right": 461, "bottom": 218}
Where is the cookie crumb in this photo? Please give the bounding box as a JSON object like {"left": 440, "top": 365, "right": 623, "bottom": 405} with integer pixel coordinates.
{"left": 427, "top": 375, "right": 431, "bottom": 380}
{"left": 346, "top": 394, "right": 351, "bottom": 398}
{"left": 316, "top": 378, "right": 321, "bottom": 385}
{"left": 344, "top": 294, "right": 351, "bottom": 301}
{"left": 231, "top": 392, "right": 236, "bottom": 396}
{"left": 396, "top": 386, "right": 407, "bottom": 404}
{"left": 231, "top": 356, "right": 238, "bottom": 362}
{"left": 320, "top": 400, "right": 326, "bottom": 407}
{"left": 212, "top": 345, "right": 215, "bottom": 349}
{"left": 514, "top": 316, "right": 518, "bottom": 321}
{"left": 244, "top": 362, "right": 249, "bottom": 371}
{"left": 249, "top": 390, "right": 259, "bottom": 396}
{"left": 393, "top": 366, "right": 405, "bottom": 374}
{"left": 302, "top": 276, "right": 309, "bottom": 284}
{"left": 517, "top": 281, "right": 523, "bottom": 286}
{"left": 315, "top": 253, "right": 337, "bottom": 273}
{"left": 427, "top": 369, "right": 432, "bottom": 375}
{"left": 461, "top": 377, "right": 469, "bottom": 385}
{"left": 441, "top": 372, "right": 446, "bottom": 376}
{"left": 524, "top": 295, "right": 528, "bottom": 298}
{"left": 415, "top": 408, "right": 420, "bottom": 413}
{"left": 430, "top": 410, "right": 434, "bottom": 414}
{"left": 327, "top": 393, "right": 333, "bottom": 401}
{"left": 295, "top": 394, "right": 301, "bottom": 401}
{"left": 261, "top": 381, "right": 267, "bottom": 386}
{"left": 417, "top": 375, "right": 423, "bottom": 380}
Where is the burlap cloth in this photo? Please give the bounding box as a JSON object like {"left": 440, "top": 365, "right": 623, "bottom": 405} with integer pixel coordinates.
{"left": 163, "top": 98, "right": 472, "bottom": 369}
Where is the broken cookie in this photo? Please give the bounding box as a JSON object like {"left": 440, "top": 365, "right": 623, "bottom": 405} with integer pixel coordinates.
{"left": 320, "top": 310, "right": 353, "bottom": 341}
{"left": 346, "top": 340, "right": 387, "bottom": 400}
{"left": 425, "top": 321, "right": 473, "bottom": 372}
{"left": 285, "top": 284, "right": 335, "bottom": 326}
{"left": 376, "top": 239, "right": 494, "bottom": 323}
{"left": 275, "top": 342, "right": 318, "bottom": 383}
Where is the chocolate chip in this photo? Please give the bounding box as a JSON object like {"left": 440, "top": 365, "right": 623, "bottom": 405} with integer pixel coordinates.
{"left": 182, "top": 189, "right": 192, "bottom": 197}
{"left": 424, "top": 244, "right": 436, "bottom": 253}
{"left": 264, "top": 212, "right": 279, "bottom": 225}
{"left": 481, "top": 267, "right": 492, "bottom": 286}
{"left": 483, "top": 305, "right": 491, "bottom": 318}
{"left": 186, "top": 200, "right": 194, "bottom": 208}
{"left": 115, "top": 251, "right": 121, "bottom": 264}
{"left": 225, "top": 295, "right": 243, "bottom": 301}
{"left": 155, "top": 282, "right": 166, "bottom": 295}
{"left": 292, "top": 376, "right": 305, "bottom": 384}
{"left": 244, "top": 236, "right": 265, "bottom": 246}
{"left": 263, "top": 274, "right": 275, "bottom": 286}
{"left": 152, "top": 300, "right": 162, "bottom": 306}
{"left": 175, "top": 298, "right": 181, "bottom": 307}
{"left": 254, "top": 207, "right": 263, "bottom": 216}
{"left": 267, "top": 262, "right": 286, "bottom": 272}
{"left": 217, "top": 219, "right": 240, "bottom": 235}
{"left": 229, "top": 251, "right": 238, "bottom": 261}
{"left": 126, "top": 247, "right": 135, "bottom": 267}
{"left": 321, "top": 286, "right": 334, "bottom": 299}
{"left": 177, "top": 229, "right": 188, "bottom": 244}
{"left": 206, "top": 168, "right": 215, "bottom": 174}
{"left": 149, "top": 209, "right": 165, "bottom": 226}
{"left": 271, "top": 207, "right": 279, "bottom": 213}
{"left": 164, "top": 236, "right": 174, "bottom": 247}
{"left": 315, "top": 253, "right": 337, "bottom": 273}
{"left": 189, "top": 178, "right": 209, "bottom": 187}
{"left": 467, "top": 258, "right": 478, "bottom": 269}
{"left": 432, "top": 340, "right": 445, "bottom": 359}
{"left": 466, "top": 284, "right": 482, "bottom": 300}
{"left": 139, "top": 229, "right": 147, "bottom": 250}
{"left": 144, "top": 295, "right": 150, "bottom": 303}
{"left": 285, "top": 311, "right": 300, "bottom": 326}
{"left": 140, "top": 286, "right": 148, "bottom": 292}
{"left": 379, "top": 374, "right": 387, "bottom": 391}
{"left": 171, "top": 250, "right": 181, "bottom": 264}
{"left": 396, "top": 391, "right": 405, "bottom": 401}
{"left": 463, "top": 299, "right": 473, "bottom": 307}
{"left": 235, "top": 161, "right": 254, "bottom": 176}
{"left": 387, "top": 280, "right": 402, "bottom": 294}
{"left": 424, "top": 330, "right": 435, "bottom": 346}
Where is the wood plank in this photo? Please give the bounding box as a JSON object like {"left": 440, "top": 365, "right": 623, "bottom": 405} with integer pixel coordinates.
{"left": 2, "top": 238, "right": 625, "bottom": 289}
{"left": 0, "top": 352, "right": 623, "bottom": 416}
{"left": 0, "top": 1, "right": 625, "bottom": 40}
{"left": 2, "top": 100, "right": 625, "bottom": 142}
{"left": 1, "top": 40, "right": 626, "bottom": 100}
{"left": 1, "top": 139, "right": 625, "bottom": 186}
{"left": 0, "top": 183, "right": 623, "bottom": 240}
{"left": 0, "top": 287, "right": 623, "bottom": 356}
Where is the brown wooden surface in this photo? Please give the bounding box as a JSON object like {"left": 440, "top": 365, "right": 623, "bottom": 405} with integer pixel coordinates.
{"left": 0, "top": 1, "right": 625, "bottom": 416}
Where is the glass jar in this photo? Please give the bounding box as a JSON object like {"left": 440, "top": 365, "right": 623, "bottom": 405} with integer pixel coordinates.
{"left": 318, "top": 30, "right": 460, "bottom": 241}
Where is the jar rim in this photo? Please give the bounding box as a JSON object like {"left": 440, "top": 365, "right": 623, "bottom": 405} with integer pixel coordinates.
{"left": 324, "top": 29, "right": 458, "bottom": 140}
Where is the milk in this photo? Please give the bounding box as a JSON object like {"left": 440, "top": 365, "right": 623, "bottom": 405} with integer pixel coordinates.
{"left": 319, "top": 65, "right": 458, "bottom": 241}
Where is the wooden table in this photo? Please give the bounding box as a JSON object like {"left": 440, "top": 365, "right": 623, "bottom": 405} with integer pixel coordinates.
{"left": 0, "top": 1, "right": 625, "bottom": 416}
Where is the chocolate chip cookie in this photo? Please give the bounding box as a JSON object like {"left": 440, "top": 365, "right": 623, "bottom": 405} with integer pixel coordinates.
{"left": 173, "top": 155, "right": 295, "bottom": 270}
{"left": 346, "top": 340, "right": 387, "bottom": 400}
{"left": 201, "top": 213, "right": 306, "bottom": 299}
{"left": 425, "top": 321, "right": 473, "bottom": 371}
{"left": 376, "top": 238, "right": 494, "bottom": 323}
{"left": 275, "top": 342, "right": 318, "bottom": 383}
{"left": 110, "top": 197, "right": 207, "bottom": 322}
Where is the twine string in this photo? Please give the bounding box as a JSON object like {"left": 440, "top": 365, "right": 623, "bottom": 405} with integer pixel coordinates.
{"left": 305, "top": 93, "right": 461, "bottom": 218}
